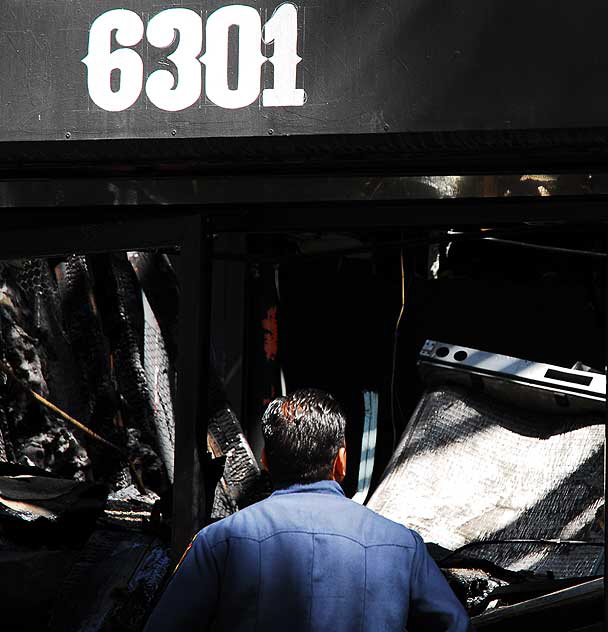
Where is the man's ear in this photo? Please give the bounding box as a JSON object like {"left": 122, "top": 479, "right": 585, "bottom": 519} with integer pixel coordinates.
{"left": 332, "top": 445, "right": 347, "bottom": 483}
{"left": 261, "top": 447, "right": 269, "bottom": 472}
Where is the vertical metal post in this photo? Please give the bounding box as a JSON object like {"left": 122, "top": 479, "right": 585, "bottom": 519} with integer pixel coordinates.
{"left": 172, "top": 214, "right": 212, "bottom": 559}
{"left": 211, "top": 233, "right": 246, "bottom": 421}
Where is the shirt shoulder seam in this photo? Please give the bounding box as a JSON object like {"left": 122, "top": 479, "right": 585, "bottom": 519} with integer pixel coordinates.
{"left": 208, "top": 532, "right": 415, "bottom": 549}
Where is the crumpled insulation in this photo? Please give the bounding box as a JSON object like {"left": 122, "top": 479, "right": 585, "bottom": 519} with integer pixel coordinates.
{"left": 367, "top": 385, "right": 604, "bottom": 578}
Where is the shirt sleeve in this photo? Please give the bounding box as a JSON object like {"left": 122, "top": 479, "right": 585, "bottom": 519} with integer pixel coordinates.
{"left": 143, "top": 530, "right": 220, "bottom": 632}
{"left": 408, "top": 530, "right": 473, "bottom": 632}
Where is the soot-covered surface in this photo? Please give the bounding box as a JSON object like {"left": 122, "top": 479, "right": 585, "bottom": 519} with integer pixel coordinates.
{"left": 0, "top": 251, "right": 272, "bottom": 630}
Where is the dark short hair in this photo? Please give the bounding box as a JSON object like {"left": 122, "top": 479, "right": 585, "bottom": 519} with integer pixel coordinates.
{"left": 261, "top": 388, "right": 346, "bottom": 488}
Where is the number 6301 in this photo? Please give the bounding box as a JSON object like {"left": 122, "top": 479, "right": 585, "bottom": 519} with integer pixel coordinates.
{"left": 83, "top": 3, "right": 304, "bottom": 112}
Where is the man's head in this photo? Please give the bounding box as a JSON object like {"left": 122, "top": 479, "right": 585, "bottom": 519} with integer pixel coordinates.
{"left": 261, "top": 388, "right": 346, "bottom": 489}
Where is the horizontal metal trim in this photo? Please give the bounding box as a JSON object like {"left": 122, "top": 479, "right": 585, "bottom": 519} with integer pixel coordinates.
{"left": 419, "top": 357, "right": 606, "bottom": 402}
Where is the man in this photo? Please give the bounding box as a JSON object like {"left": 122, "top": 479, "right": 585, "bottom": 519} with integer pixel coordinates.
{"left": 145, "top": 388, "right": 472, "bottom": 631}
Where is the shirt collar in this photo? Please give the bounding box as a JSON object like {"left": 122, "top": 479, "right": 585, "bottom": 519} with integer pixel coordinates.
{"left": 270, "top": 480, "right": 345, "bottom": 498}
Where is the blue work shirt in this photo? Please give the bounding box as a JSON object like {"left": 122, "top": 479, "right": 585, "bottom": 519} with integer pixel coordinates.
{"left": 144, "top": 480, "right": 471, "bottom": 631}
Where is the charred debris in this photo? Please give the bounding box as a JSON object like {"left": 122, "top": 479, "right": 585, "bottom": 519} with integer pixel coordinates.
{"left": 0, "top": 252, "right": 266, "bottom": 630}
{"left": 0, "top": 187, "right": 605, "bottom": 631}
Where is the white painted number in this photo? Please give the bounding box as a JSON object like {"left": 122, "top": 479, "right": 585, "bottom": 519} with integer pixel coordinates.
{"left": 83, "top": 3, "right": 305, "bottom": 112}
{"left": 262, "top": 3, "right": 304, "bottom": 107}
{"left": 82, "top": 9, "right": 144, "bottom": 112}
{"left": 202, "top": 5, "right": 266, "bottom": 109}
{"left": 146, "top": 9, "right": 203, "bottom": 112}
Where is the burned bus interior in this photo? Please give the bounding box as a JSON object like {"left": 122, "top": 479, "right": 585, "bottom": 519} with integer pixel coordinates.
{"left": 0, "top": 160, "right": 604, "bottom": 632}
{"left": 1, "top": 0, "right": 607, "bottom": 628}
